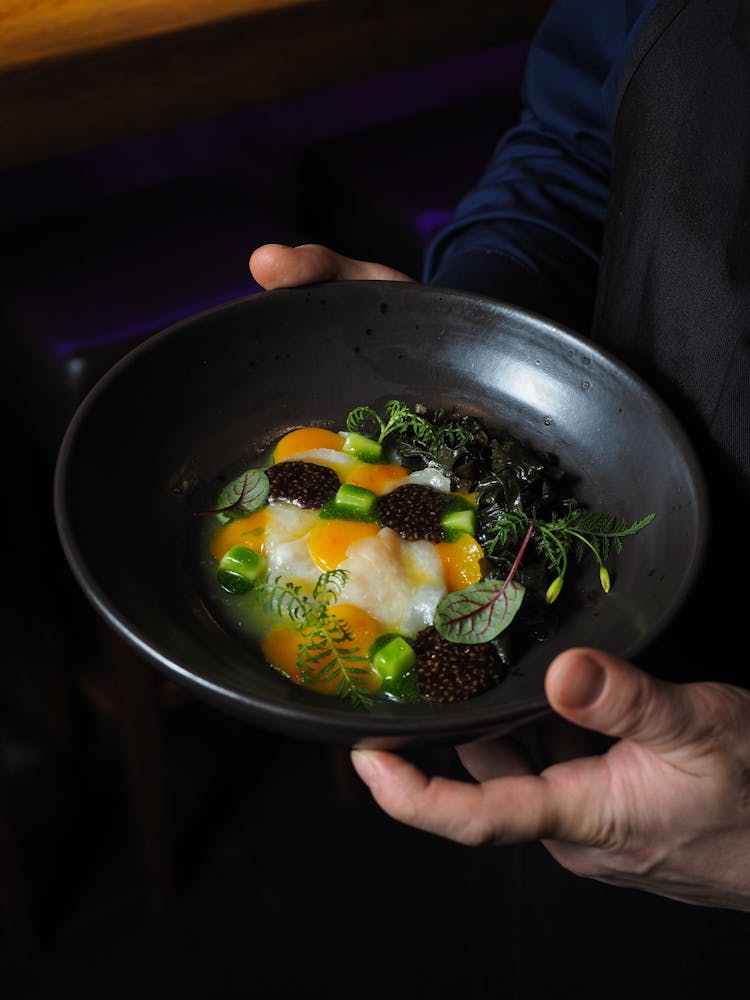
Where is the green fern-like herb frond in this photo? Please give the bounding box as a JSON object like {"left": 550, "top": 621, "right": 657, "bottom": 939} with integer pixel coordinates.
{"left": 345, "top": 405, "right": 383, "bottom": 440}
{"left": 257, "top": 570, "right": 374, "bottom": 710}
{"left": 313, "top": 568, "right": 349, "bottom": 606}
{"left": 254, "top": 575, "right": 309, "bottom": 623}
{"left": 297, "top": 614, "right": 374, "bottom": 710}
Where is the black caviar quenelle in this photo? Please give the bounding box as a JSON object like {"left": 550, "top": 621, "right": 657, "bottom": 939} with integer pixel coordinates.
{"left": 377, "top": 483, "right": 450, "bottom": 542}
{"left": 266, "top": 461, "right": 340, "bottom": 509}
{"left": 414, "top": 626, "right": 505, "bottom": 702}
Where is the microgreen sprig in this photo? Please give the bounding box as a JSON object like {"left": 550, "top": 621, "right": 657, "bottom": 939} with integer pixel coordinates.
{"left": 347, "top": 400, "right": 436, "bottom": 447}
{"left": 346, "top": 399, "right": 477, "bottom": 484}
{"left": 481, "top": 506, "right": 656, "bottom": 603}
{"left": 197, "top": 468, "right": 270, "bottom": 521}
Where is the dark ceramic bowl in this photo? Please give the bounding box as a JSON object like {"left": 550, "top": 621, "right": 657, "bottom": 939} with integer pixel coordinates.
{"left": 54, "top": 282, "right": 707, "bottom": 748}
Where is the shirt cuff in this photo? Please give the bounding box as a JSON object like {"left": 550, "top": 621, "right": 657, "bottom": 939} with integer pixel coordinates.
{"left": 426, "top": 246, "right": 598, "bottom": 335}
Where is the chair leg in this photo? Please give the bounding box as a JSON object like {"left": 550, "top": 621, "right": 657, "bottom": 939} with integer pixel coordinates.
{"left": 104, "top": 627, "right": 176, "bottom": 906}
{"left": 0, "top": 759, "right": 37, "bottom": 960}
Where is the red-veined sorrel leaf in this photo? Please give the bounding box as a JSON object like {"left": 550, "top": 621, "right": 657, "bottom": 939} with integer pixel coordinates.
{"left": 215, "top": 469, "right": 270, "bottom": 518}
{"left": 434, "top": 578, "right": 526, "bottom": 645}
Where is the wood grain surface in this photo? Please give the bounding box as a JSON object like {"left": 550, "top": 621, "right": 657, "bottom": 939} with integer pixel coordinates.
{"left": 0, "top": 0, "right": 551, "bottom": 170}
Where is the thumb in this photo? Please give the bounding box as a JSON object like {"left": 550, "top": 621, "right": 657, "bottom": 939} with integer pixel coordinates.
{"left": 249, "top": 243, "right": 414, "bottom": 289}
{"left": 545, "top": 647, "right": 695, "bottom": 753}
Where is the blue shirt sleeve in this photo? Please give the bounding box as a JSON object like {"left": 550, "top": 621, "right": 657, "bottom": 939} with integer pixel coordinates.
{"left": 423, "top": 0, "right": 658, "bottom": 332}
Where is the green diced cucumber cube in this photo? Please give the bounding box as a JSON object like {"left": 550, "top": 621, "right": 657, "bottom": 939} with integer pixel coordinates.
{"left": 217, "top": 545, "right": 267, "bottom": 594}
{"left": 371, "top": 634, "right": 416, "bottom": 679}
{"left": 368, "top": 632, "right": 420, "bottom": 702}
{"left": 342, "top": 432, "right": 383, "bottom": 463}
{"left": 441, "top": 506, "right": 477, "bottom": 539}
{"left": 320, "top": 483, "right": 378, "bottom": 521}
{"left": 369, "top": 634, "right": 419, "bottom": 702}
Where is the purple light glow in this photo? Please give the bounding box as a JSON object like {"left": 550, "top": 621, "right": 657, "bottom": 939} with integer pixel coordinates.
{"left": 414, "top": 209, "right": 456, "bottom": 241}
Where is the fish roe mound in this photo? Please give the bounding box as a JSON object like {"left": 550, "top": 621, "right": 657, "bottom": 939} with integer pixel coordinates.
{"left": 414, "top": 626, "right": 505, "bottom": 703}
{"left": 377, "top": 484, "right": 450, "bottom": 542}
{"left": 266, "top": 461, "right": 340, "bottom": 509}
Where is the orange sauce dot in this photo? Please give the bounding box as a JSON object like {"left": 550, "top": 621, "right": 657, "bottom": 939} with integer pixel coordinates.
{"left": 211, "top": 509, "right": 268, "bottom": 562}
{"left": 261, "top": 625, "right": 305, "bottom": 684}
{"left": 272, "top": 427, "right": 344, "bottom": 462}
{"left": 307, "top": 518, "right": 380, "bottom": 571}
{"left": 436, "top": 535, "right": 486, "bottom": 591}
{"left": 346, "top": 462, "right": 409, "bottom": 495}
{"left": 261, "top": 603, "right": 382, "bottom": 696}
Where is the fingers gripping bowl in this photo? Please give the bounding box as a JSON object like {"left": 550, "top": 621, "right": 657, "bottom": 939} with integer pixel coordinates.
{"left": 53, "top": 282, "right": 707, "bottom": 749}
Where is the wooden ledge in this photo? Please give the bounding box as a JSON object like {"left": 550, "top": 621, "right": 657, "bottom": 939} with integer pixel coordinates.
{"left": 0, "top": 0, "right": 319, "bottom": 73}
{"left": 0, "top": 0, "right": 550, "bottom": 172}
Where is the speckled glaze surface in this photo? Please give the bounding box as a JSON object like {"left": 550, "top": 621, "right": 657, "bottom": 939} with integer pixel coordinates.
{"left": 54, "top": 282, "right": 708, "bottom": 748}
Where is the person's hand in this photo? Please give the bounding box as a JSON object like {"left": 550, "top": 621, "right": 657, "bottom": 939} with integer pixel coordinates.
{"left": 249, "top": 243, "right": 415, "bottom": 289}
{"left": 351, "top": 647, "right": 750, "bottom": 911}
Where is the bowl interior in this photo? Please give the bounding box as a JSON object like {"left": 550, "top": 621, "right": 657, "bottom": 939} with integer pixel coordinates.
{"left": 54, "top": 282, "right": 708, "bottom": 747}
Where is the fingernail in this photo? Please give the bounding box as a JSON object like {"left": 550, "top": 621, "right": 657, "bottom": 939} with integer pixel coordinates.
{"left": 557, "top": 655, "right": 606, "bottom": 709}
{"left": 350, "top": 749, "right": 380, "bottom": 789}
